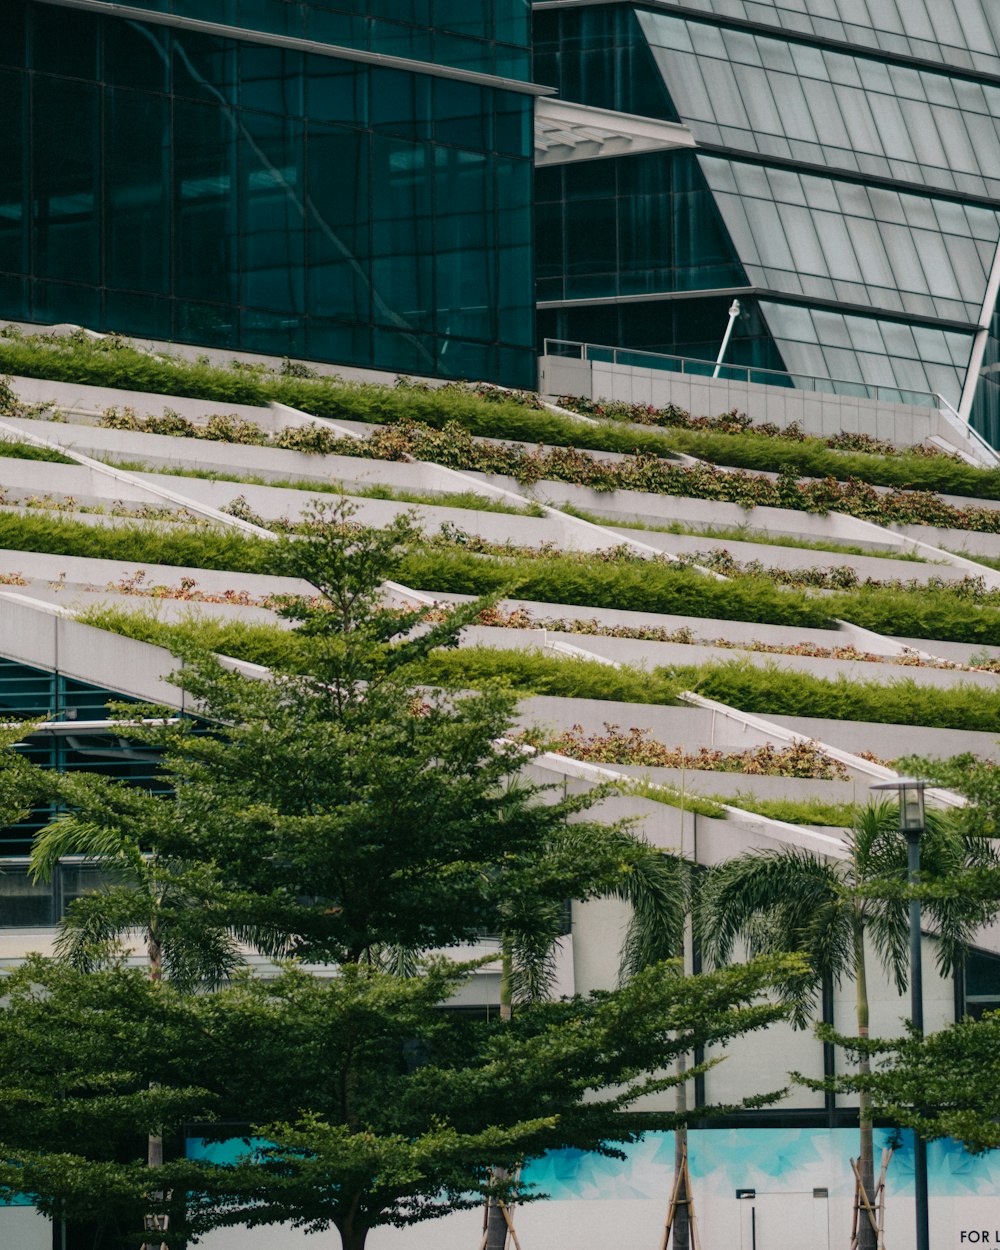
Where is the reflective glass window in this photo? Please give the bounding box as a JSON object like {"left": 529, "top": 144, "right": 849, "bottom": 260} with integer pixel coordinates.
{"left": 760, "top": 300, "right": 972, "bottom": 407}
{"left": 638, "top": 11, "right": 1000, "bottom": 200}
{"left": 667, "top": 0, "right": 1000, "bottom": 79}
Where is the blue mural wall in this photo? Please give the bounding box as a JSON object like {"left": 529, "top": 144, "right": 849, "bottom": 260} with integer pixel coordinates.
{"left": 188, "top": 1128, "right": 1000, "bottom": 1201}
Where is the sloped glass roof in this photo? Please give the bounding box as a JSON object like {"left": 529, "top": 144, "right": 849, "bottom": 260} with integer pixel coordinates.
{"left": 637, "top": 10, "right": 1000, "bottom": 199}
{"left": 700, "top": 156, "right": 1000, "bottom": 322}
{"left": 758, "top": 300, "right": 974, "bottom": 407}
{"left": 661, "top": 0, "right": 1000, "bottom": 81}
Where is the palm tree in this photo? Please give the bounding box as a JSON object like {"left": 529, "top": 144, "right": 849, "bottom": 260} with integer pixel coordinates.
{"left": 480, "top": 777, "right": 693, "bottom": 1250}
{"left": 695, "top": 799, "right": 997, "bottom": 1250}
{"left": 30, "top": 803, "right": 243, "bottom": 1250}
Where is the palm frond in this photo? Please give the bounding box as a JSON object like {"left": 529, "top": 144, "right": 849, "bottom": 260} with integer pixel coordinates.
{"left": 616, "top": 851, "right": 692, "bottom": 981}
{"left": 53, "top": 886, "right": 154, "bottom": 970}
{"left": 696, "top": 849, "right": 843, "bottom": 968}
{"left": 30, "top": 816, "right": 147, "bottom": 886}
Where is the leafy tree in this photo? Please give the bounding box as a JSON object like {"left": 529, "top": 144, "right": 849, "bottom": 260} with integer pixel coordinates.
{"left": 696, "top": 800, "right": 996, "bottom": 1250}
{"left": 0, "top": 953, "right": 798, "bottom": 1250}
{"left": 824, "top": 1013, "right": 1000, "bottom": 1154}
{"left": 3, "top": 504, "right": 794, "bottom": 1248}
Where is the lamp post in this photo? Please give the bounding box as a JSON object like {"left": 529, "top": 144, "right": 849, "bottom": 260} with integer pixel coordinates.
{"left": 871, "top": 778, "right": 929, "bottom": 1250}
{"left": 712, "top": 299, "right": 741, "bottom": 378}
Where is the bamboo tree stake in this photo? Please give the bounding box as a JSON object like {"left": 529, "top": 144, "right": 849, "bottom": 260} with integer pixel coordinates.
{"left": 850, "top": 1148, "right": 893, "bottom": 1250}
{"left": 479, "top": 1165, "right": 524, "bottom": 1250}
{"left": 660, "top": 1144, "right": 701, "bottom": 1250}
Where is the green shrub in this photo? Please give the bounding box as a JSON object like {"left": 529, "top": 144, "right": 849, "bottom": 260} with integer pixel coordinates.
{"left": 682, "top": 659, "right": 1000, "bottom": 731}
{"left": 414, "top": 647, "right": 683, "bottom": 703}
{"left": 649, "top": 428, "right": 1000, "bottom": 500}
{"left": 0, "top": 513, "right": 277, "bottom": 574}
{"left": 74, "top": 602, "right": 1000, "bottom": 731}
{"left": 397, "top": 549, "right": 833, "bottom": 629}
{"left": 831, "top": 584, "right": 1000, "bottom": 647}
{"left": 76, "top": 607, "right": 306, "bottom": 670}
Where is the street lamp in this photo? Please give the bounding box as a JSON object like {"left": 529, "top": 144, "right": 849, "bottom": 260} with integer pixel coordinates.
{"left": 712, "top": 299, "right": 741, "bottom": 378}
{"left": 870, "top": 778, "right": 928, "bottom": 1250}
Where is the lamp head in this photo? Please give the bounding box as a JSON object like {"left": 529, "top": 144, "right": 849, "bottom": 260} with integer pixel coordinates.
{"left": 870, "top": 777, "right": 927, "bottom": 834}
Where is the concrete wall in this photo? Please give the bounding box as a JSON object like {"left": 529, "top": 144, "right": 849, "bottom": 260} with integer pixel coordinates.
{"left": 538, "top": 353, "right": 976, "bottom": 457}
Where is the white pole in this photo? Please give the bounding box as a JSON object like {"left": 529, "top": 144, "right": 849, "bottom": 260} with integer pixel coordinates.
{"left": 712, "top": 299, "right": 741, "bottom": 378}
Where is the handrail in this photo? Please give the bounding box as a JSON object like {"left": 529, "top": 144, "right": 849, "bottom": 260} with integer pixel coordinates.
{"left": 542, "top": 338, "right": 946, "bottom": 410}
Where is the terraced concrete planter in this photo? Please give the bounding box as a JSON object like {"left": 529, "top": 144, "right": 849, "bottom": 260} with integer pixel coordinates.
{"left": 0, "top": 594, "right": 183, "bottom": 708}
{"left": 765, "top": 713, "right": 1000, "bottom": 762}
{"left": 459, "top": 624, "right": 1000, "bottom": 690}
{"left": 610, "top": 526, "right": 961, "bottom": 585}
{"left": 608, "top": 765, "right": 864, "bottom": 804}
{"left": 517, "top": 697, "right": 771, "bottom": 750}
{"left": 9, "top": 372, "right": 272, "bottom": 425}
{"left": 436, "top": 593, "right": 904, "bottom": 654}
{"left": 538, "top": 352, "right": 973, "bottom": 454}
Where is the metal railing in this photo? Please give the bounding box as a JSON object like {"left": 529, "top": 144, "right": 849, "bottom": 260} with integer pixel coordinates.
{"left": 542, "top": 338, "right": 945, "bottom": 410}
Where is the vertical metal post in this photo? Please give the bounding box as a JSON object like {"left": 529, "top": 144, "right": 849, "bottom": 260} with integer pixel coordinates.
{"left": 712, "top": 300, "right": 741, "bottom": 378}
{"left": 907, "top": 828, "right": 930, "bottom": 1250}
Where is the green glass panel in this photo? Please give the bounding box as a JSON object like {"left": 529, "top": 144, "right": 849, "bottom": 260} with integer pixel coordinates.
{"left": 370, "top": 68, "right": 432, "bottom": 142}
{"left": 5, "top": 7, "right": 534, "bottom": 388}
{"left": 104, "top": 87, "right": 171, "bottom": 294}
{"left": 305, "top": 9, "right": 368, "bottom": 49}
{"left": 239, "top": 0, "right": 305, "bottom": 38}
{"left": 433, "top": 79, "right": 490, "bottom": 150}
{"left": 173, "top": 98, "right": 238, "bottom": 304}
{"left": 371, "top": 0, "right": 432, "bottom": 23}
{"left": 433, "top": 0, "right": 489, "bottom": 41}
{"left": 436, "top": 336, "right": 494, "bottom": 381}
{"left": 30, "top": 4, "right": 98, "bottom": 80}
{"left": 435, "top": 213, "right": 496, "bottom": 337}
{"left": 307, "top": 319, "right": 372, "bottom": 367}
{"left": 173, "top": 299, "right": 239, "bottom": 347}
{"left": 104, "top": 289, "right": 173, "bottom": 339}
{"left": 493, "top": 93, "right": 530, "bottom": 158}
{"left": 370, "top": 138, "right": 434, "bottom": 334}
{"left": 0, "top": 274, "right": 28, "bottom": 318}
{"left": 240, "top": 44, "right": 304, "bottom": 115}
{"left": 306, "top": 52, "right": 367, "bottom": 125}
{"left": 0, "top": 69, "right": 26, "bottom": 277}
{"left": 241, "top": 307, "right": 306, "bottom": 356}
{"left": 239, "top": 110, "right": 305, "bottom": 314}
{"left": 0, "top": 5, "right": 26, "bottom": 70}
{"left": 532, "top": 6, "right": 679, "bottom": 121}
{"left": 432, "top": 32, "right": 492, "bottom": 73}
{"left": 372, "top": 325, "right": 436, "bottom": 374}
{"left": 171, "top": 29, "right": 236, "bottom": 104}
{"left": 535, "top": 151, "right": 746, "bottom": 303}
{"left": 495, "top": 0, "right": 530, "bottom": 50}
{"left": 306, "top": 123, "right": 371, "bottom": 321}
{"left": 31, "top": 75, "right": 100, "bottom": 285}
{"left": 370, "top": 20, "right": 434, "bottom": 64}
{"left": 103, "top": 14, "right": 170, "bottom": 93}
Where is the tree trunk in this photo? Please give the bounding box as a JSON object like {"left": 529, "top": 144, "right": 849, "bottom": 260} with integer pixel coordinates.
{"left": 671, "top": 1054, "right": 690, "bottom": 1250}
{"left": 854, "top": 921, "right": 877, "bottom": 1250}
{"left": 142, "top": 928, "right": 166, "bottom": 1250}
{"left": 338, "top": 1223, "right": 369, "bottom": 1250}
{"left": 482, "top": 942, "right": 514, "bottom": 1250}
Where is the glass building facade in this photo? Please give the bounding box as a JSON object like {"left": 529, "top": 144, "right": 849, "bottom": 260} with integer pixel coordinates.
{"left": 533, "top": 2, "right": 1000, "bottom": 443}
{"left": 0, "top": 656, "right": 171, "bottom": 926}
{"left": 0, "top": 0, "right": 537, "bottom": 387}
